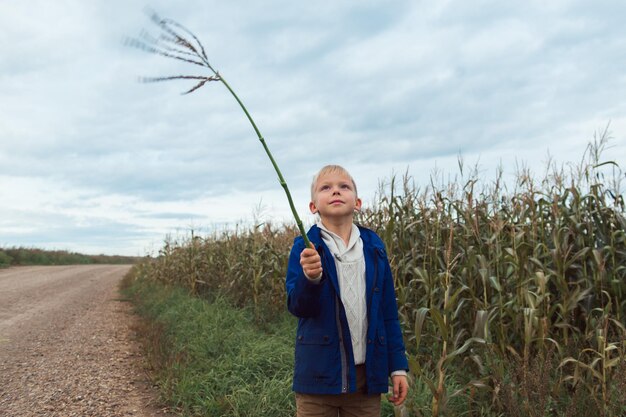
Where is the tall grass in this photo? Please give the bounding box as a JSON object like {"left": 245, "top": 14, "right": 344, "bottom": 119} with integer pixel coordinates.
{"left": 131, "top": 134, "right": 625, "bottom": 415}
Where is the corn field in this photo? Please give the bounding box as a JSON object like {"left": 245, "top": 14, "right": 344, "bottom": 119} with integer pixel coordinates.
{"left": 136, "top": 136, "right": 626, "bottom": 416}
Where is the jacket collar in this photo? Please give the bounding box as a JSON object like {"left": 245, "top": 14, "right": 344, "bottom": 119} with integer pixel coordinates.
{"left": 306, "top": 224, "right": 382, "bottom": 302}
{"left": 307, "top": 223, "right": 381, "bottom": 248}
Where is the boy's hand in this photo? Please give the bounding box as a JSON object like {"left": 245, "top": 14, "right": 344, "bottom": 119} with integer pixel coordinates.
{"left": 300, "top": 244, "right": 323, "bottom": 279}
{"left": 388, "top": 374, "right": 409, "bottom": 406}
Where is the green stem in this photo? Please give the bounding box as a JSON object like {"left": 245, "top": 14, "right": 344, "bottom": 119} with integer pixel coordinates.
{"left": 217, "top": 75, "right": 311, "bottom": 247}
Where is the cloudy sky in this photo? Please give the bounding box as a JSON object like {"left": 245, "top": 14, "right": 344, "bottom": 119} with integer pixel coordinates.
{"left": 1, "top": 0, "right": 625, "bottom": 256}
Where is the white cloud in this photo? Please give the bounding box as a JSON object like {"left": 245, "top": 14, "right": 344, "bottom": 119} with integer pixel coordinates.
{"left": 0, "top": 0, "right": 624, "bottom": 255}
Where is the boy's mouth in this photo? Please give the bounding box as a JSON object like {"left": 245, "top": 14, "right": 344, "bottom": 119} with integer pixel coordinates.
{"left": 329, "top": 199, "right": 344, "bottom": 205}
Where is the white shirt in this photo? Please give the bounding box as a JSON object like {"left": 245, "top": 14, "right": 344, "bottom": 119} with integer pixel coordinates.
{"left": 317, "top": 222, "right": 367, "bottom": 365}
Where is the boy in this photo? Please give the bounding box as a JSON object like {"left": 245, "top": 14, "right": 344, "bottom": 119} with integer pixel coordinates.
{"left": 285, "top": 165, "right": 409, "bottom": 417}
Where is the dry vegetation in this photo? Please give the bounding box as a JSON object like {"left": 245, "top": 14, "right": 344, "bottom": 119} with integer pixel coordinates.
{"left": 133, "top": 134, "right": 625, "bottom": 416}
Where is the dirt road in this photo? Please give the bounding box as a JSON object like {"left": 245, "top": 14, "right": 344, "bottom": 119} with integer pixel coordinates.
{"left": 0, "top": 265, "right": 174, "bottom": 417}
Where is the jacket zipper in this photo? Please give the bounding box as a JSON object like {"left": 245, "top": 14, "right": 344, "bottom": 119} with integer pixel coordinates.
{"left": 321, "top": 244, "right": 349, "bottom": 393}
{"left": 335, "top": 296, "right": 348, "bottom": 393}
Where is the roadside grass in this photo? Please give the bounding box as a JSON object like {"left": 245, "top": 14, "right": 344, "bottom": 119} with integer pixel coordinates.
{"left": 122, "top": 267, "right": 460, "bottom": 416}
{"left": 121, "top": 269, "right": 297, "bottom": 417}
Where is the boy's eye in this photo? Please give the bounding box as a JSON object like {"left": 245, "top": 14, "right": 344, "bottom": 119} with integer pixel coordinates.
{"left": 320, "top": 185, "right": 330, "bottom": 191}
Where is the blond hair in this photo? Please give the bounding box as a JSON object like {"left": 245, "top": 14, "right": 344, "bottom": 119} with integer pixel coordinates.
{"left": 310, "top": 165, "right": 358, "bottom": 201}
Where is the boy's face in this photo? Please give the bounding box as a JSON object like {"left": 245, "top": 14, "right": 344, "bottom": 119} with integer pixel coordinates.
{"left": 309, "top": 171, "right": 362, "bottom": 221}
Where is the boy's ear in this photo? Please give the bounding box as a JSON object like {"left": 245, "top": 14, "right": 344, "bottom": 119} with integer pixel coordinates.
{"left": 355, "top": 198, "right": 362, "bottom": 212}
{"left": 309, "top": 201, "right": 318, "bottom": 214}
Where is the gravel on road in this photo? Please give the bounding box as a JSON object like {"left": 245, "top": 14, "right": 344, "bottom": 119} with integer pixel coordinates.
{"left": 0, "top": 265, "right": 176, "bottom": 417}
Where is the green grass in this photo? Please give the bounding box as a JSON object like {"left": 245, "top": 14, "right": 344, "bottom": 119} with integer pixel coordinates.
{"left": 121, "top": 270, "right": 298, "bottom": 416}
{"left": 122, "top": 268, "right": 467, "bottom": 416}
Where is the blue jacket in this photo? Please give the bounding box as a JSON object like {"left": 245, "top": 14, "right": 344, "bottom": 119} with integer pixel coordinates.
{"left": 286, "top": 224, "right": 408, "bottom": 395}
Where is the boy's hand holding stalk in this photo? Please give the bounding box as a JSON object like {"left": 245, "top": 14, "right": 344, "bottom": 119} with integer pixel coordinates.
{"left": 300, "top": 244, "right": 322, "bottom": 280}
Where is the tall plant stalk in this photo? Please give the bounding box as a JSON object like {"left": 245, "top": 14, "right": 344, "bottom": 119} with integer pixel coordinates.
{"left": 127, "top": 12, "right": 311, "bottom": 247}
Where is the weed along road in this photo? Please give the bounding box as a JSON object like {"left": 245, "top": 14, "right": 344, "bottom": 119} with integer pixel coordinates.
{"left": 0, "top": 265, "right": 172, "bottom": 417}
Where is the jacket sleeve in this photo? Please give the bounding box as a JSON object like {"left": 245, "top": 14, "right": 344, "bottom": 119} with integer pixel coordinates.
{"left": 285, "top": 238, "right": 325, "bottom": 318}
{"left": 380, "top": 249, "right": 409, "bottom": 373}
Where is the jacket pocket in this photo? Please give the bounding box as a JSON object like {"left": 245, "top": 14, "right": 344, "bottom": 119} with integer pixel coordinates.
{"left": 377, "top": 330, "right": 387, "bottom": 346}
{"left": 294, "top": 333, "right": 337, "bottom": 384}
{"left": 371, "top": 326, "right": 389, "bottom": 382}
{"left": 297, "top": 332, "right": 333, "bottom": 345}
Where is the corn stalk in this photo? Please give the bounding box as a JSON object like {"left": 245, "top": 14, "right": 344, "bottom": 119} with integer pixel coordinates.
{"left": 127, "top": 12, "right": 311, "bottom": 247}
{"left": 139, "top": 125, "right": 625, "bottom": 414}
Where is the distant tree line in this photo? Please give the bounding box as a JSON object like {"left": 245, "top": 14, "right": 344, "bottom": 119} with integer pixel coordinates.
{"left": 0, "top": 247, "right": 141, "bottom": 267}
